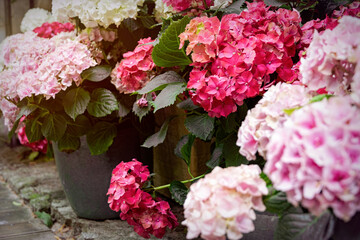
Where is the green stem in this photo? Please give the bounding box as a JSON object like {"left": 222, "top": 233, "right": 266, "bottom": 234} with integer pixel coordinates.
{"left": 187, "top": 166, "right": 194, "bottom": 179}
{"left": 152, "top": 174, "right": 205, "bottom": 191}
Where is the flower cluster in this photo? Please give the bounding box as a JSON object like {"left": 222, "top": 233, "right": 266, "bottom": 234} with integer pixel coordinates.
{"left": 236, "top": 82, "right": 312, "bottom": 161}
{"left": 111, "top": 38, "right": 155, "bottom": 94}
{"left": 299, "top": 16, "right": 360, "bottom": 98}
{"left": 182, "top": 165, "right": 268, "bottom": 240}
{"left": 163, "top": 0, "right": 213, "bottom": 12}
{"left": 0, "top": 31, "right": 96, "bottom": 128}
{"left": 107, "top": 159, "right": 178, "bottom": 239}
{"left": 20, "top": 8, "right": 54, "bottom": 33}
{"left": 332, "top": 1, "right": 360, "bottom": 18}
{"left": 33, "top": 22, "right": 74, "bottom": 38}
{"left": 180, "top": 1, "right": 302, "bottom": 117}
{"left": 264, "top": 96, "right": 360, "bottom": 222}
{"left": 17, "top": 126, "right": 48, "bottom": 153}
{"left": 52, "top": 0, "right": 145, "bottom": 28}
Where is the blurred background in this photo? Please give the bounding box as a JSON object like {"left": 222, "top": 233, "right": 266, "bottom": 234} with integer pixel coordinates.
{"left": 0, "top": 0, "right": 52, "bottom": 42}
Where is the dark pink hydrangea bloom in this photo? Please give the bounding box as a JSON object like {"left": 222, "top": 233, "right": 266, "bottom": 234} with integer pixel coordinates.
{"left": 163, "top": 0, "right": 213, "bottom": 12}
{"left": 107, "top": 159, "right": 178, "bottom": 239}
{"left": 333, "top": 1, "right": 360, "bottom": 18}
{"left": 111, "top": 38, "right": 155, "bottom": 94}
{"left": 181, "top": 1, "right": 302, "bottom": 117}
{"left": 33, "top": 22, "right": 74, "bottom": 38}
{"left": 17, "top": 126, "right": 48, "bottom": 153}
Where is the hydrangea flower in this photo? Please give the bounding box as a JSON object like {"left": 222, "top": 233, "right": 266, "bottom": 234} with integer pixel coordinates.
{"left": 52, "top": 0, "right": 145, "bottom": 28}
{"left": 33, "top": 22, "right": 74, "bottom": 38}
{"left": 111, "top": 38, "right": 155, "bottom": 94}
{"left": 332, "top": 1, "right": 360, "bottom": 18}
{"left": 264, "top": 96, "right": 360, "bottom": 222}
{"left": 0, "top": 99, "right": 18, "bottom": 130}
{"left": 17, "top": 121, "right": 48, "bottom": 153}
{"left": 299, "top": 16, "right": 360, "bottom": 96}
{"left": 182, "top": 165, "right": 268, "bottom": 240}
{"left": 20, "top": 8, "right": 54, "bottom": 33}
{"left": 181, "top": 1, "right": 302, "bottom": 117}
{"left": 107, "top": 159, "right": 178, "bottom": 239}
{"left": 154, "top": 0, "right": 176, "bottom": 22}
{"left": 163, "top": 0, "right": 214, "bottom": 12}
{"left": 236, "top": 82, "right": 313, "bottom": 160}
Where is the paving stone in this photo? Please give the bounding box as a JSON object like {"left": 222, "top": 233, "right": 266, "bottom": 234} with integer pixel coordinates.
{"left": 0, "top": 221, "right": 49, "bottom": 238}
{"left": 8, "top": 176, "right": 38, "bottom": 192}
{"left": 0, "top": 231, "right": 55, "bottom": 240}
{"left": 19, "top": 187, "right": 37, "bottom": 200}
{"left": 0, "top": 209, "right": 33, "bottom": 225}
{"left": 29, "top": 194, "right": 51, "bottom": 212}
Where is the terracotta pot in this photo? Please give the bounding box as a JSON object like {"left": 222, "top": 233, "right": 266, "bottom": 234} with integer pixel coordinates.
{"left": 53, "top": 120, "right": 152, "bottom": 220}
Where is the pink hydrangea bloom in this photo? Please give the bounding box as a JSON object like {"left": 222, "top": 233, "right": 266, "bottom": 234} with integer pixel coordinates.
{"left": 163, "top": 0, "right": 213, "bottom": 12}
{"left": 17, "top": 126, "right": 48, "bottom": 153}
{"left": 299, "top": 16, "right": 360, "bottom": 96}
{"left": 183, "top": 165, "right": 268, "bottom": 240}
{"left": 0, "top": 31, "right": 96, "bottom": 101}
{"left": 33, "top": 22, "right": 74, "bottom": 38}
{"left": 264, "top": 96, "right": 360, "bottom": 222}
{"left": 107, "top": 159, "right": 178, "bottom": 239}
{"left": 182, "top": 1, "right": 302, "bottom": 117}
{"left": 0, "top": 99, "right": 18, "bottom": 130}
{"left": 111, "top": 38, "right": 155, "bottom": 94}
{"left": 236, "top": 82, "right": 312, "bottom": 160}
{"left": 332, "top": 1, "right": 360, "bottom": 19}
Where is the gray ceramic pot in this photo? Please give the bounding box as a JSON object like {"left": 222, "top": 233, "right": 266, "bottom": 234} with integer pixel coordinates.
{"left": 53, "top": 121, "right": 152, "bottom": 220}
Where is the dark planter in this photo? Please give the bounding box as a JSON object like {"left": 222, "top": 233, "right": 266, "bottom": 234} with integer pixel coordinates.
{"left": 53, "top": 120, "right": 152, "bottom": 220}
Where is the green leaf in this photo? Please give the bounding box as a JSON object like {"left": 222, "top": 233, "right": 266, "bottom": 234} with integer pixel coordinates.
{"left": 57, "top": 134, "right": 80, "bottom": 152}
{"left": 152, "top": 16, "right": 192, "bottom": 67}
{"left": 63, "top": 88, "right": 90, "bottom": 120}
{"left": 142, "top": 118, "right": 170, "bottom": 148}
{"left": 87, "top": 88, "right": 119, "bottom": 117}
{"left": 8, "top": 118, "right": 20, "bottom": 140}
{"left": 223, "top": 134, "right": 248, "bottom": 167}
{"left": 153, "top": 83, "right": 186, "bottom": 112}
{"left": 28, "top": 151, "right": 39, "bottom": 161}
{"left": 25, "top": 118, "right": 43, "bottom": 143}
{"left": 309, "top": 94, "right": 333, "bottom": 103}
{"left": 206, "top": 144, "right": 224, "bottom": 169}
{"left": 35, "top": 211, "right": 53, "bottom": 228}
{"left": 263, "top": 0, "right": 291, "bottom": 7}
{"left": 118, "top": 101, "right": 130, "bottom": 118}
{"left": 169, "top": 181, "right": 189, "bottom": 205}
{"left": 283, "top": 106, "right": 302, "bottom": 116}
{"left": 16, "top": 104, "right": 37, "bottom": 121}
{"left": 132, "top": 95, "right": 151, "bottom": 121}
{"left": 135, "top": 71, "right": 185, "bottom": 94}
{"left": 219, "top": 0, "right": 246, "bottom": 14}
{"left": 41, "top": 113, "right": 67, "bottom": 141}
{"left": 184, "top": 114, "right": 215, "bottom": 141}
{"left": 275, "top": 208, "right": 334, "bottom": 240}
{"left": 66, "top": 115, "right": 91, "bottom": 137}
{"left": 177, "top": 98, "right": 199, "bottom": 111}
{"left": 264, "top": 191, "right": 292, "bottom": 215}
{"left": 81, "top": 65, "right": 112, "bottom": 82}
{"left": 86, "top": 122, "right": 117, "bottom": 155}
{"left": 174, "top": 134, "right": 195, "bottom": 166}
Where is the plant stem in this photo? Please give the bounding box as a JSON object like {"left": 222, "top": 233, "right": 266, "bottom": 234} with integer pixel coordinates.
{"left": 152, "top": 174, "right": 205, "bottom": 191}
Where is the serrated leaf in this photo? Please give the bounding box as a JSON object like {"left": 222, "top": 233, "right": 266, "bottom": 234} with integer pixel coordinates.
{"left": 81, "top": 65, "right": 112, "bottom": 82}
{"left": 152, "top": 16, "right": 192, "bottom": 67}
{"left": 153, "top": 83, "right": 186, "bottom": 112}
{"left": 136, "top": 71, "right": 185, "bottom": 94}
{"left": 41, "top": 113, "right": 67, "bottom": 141}
{"left": 223, "top": 134, "right": 248, "bottom": 167}
{"left": 174, "top": 134, "right": 195, "bottom": 166}
{"left": 86, "top": 122, "right": 117, "bottom": 155}
{"left": 184, "top": 114, "right": 215, "bottom": 141}
{"left": 16, "top": 104, "right": 37, "bottom": 121}
{"left": 132, "top": 95, "right": 151, "bottom": 121}
{"left": 264, "top": 191, "right": 292, "bottom": 215}
{"left": 87, "top": 88, "right": 119, "bottom": 117}
{"left": 63, "top": 88, "right": 90, "bottom": 120}
{"left": 177, "top": 98, "right": 199, "bottom": 111}
{"left": 219, "top": 0, "right": 246, "bottom": 14}
{"left": 309, "top": 94, "right": 333, "bottom": 103}
{"left": 66, "top": 115, "right": 91, "bottom": 137}
{"left": 275, "top": 208, "right": 334, "bottom": 240}
{"left": 263, "top": 0, "right": 291, "bottom": 6}
{"left": 169, "top": 181, "right": 189, "bottom": 205}
{"left": 206, "top": 144, "right": 224, "bottom": 169}
{"left": 57, "top": 134, "right": 80, "bottom": 152}
{"left": 25, "top": 118, "right": 42, "bottom": 143}
{"left": 142, "top": 118, "right": 170, "bottom": 148}
{"left": 35, "top": 211, "right": 53, "bottom": 227}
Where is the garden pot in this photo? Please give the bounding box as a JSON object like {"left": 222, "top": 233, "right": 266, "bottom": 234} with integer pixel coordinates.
{"left": 53, "top": 120, "right": 152, "bottom": 220}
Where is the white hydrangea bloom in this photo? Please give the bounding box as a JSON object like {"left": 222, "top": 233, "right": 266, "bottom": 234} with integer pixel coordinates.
{"left": 20, "top": 8, "right": 54, "bottom": 33}
{"left": 210, "top": 0, "right": 233, "bottom": 10}
{"left": 52, "top": 0, "right": 145, "bottom": 28}
{"left": 154, "top": 0, "right": 176, "bottom": 22}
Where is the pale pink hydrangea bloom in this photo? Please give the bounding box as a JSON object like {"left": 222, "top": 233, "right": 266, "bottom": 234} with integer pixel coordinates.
{"left": 0, "top": 99, "right": 18, "bottom": 130}
{"left": 264, "top": 96, "right": 360, "bottom": 222}
{"left": 300, "top": 16, "right": 360, "bottom": 95}
{"left": 236, "top": 82, "right": 312, "bottom": 160}
{"left": 182, "top": 165, "right": 268, "bottom": 240}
